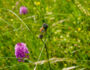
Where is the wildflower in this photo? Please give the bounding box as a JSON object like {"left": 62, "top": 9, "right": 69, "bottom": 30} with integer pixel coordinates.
{"left": 64, "top": 64, "right": 67, "bottom": 67}
{"left": 46, "top": 7, "right": 48, "bottom": 11}
{"left": 12, "top": 1, "right": 19, "bottom": 10}
{"left": 16, "top": 1, "right": 19, "bottom": 6}
{"left": 12, "top": 6, "right": 15, "bottom": 9}
{"left": 78, "top": 28, "right": 81, "bottom": 31}
{"left": 53, "top": 37, "right": 57, "bottom": 42}
{"left": 0, "top": 16, "right": 2, "bottom": 19}
{"left": 78, "top": 39, "right": 80, "bottom": 42}
{"left": 20, "top": 6, "right": 28, "bottom": 14}
{"left": 34, "top": 1, "right": 40, "bottom": 6}
{"left": 15, "top": 43, "right": 29, "bottom": 62}
{"left": 60, "top": 35, "right": 63, "bottom": 38}
{"left": 13, "top": 39, "right": 15, "bottom": 42}
{"left": 10, "top": 19, "right": 13, "bottom": 21}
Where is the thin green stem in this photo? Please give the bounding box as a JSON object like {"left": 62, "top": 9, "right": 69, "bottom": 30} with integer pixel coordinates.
{"left": 42, "top": 39, "right": 52, "bottom": 70}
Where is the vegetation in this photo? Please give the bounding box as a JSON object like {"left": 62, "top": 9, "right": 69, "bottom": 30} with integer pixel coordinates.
{"left": 0, "top": 0, "right": 90, "bottom": 70}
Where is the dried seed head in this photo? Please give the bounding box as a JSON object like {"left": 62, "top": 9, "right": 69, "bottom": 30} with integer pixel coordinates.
{"left": 43, "top": 23, "right": 48, "bottom": 31}
{"left": 40, "top": 27, "right": 44, "bottom": 32}
{"left": 39, "top": 34, "right": 43, "bottom": 39}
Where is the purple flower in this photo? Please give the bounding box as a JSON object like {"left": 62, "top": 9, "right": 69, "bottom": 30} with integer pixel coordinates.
{"left": 15, "top": 43, "right": 29, "bottom": 62}
{"left": 20, "top": 6, "right": 28, "bottom": 14}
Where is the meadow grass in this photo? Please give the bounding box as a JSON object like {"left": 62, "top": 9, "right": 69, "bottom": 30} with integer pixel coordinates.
{"left": 0, "top": 0, "right": 90, "bottom": 70}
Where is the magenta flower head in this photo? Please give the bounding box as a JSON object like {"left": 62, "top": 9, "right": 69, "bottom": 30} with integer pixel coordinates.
{"left": 20, "top": 6, "right": 28, "bottom": 14}
{"left": 15, "top": 43, "right": 29, "bottom": 62}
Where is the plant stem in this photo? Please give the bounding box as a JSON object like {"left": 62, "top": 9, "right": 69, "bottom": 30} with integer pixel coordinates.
{"left": 42, "top": 40, "right": 52, "bottom": 70}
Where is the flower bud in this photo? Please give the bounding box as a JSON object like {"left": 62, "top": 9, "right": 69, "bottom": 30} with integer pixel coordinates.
{"left": 20, "top": 6, "right": 28, "bottom": 14}
{"left": 39, "top": 34, "right": 43, "bottom": 39}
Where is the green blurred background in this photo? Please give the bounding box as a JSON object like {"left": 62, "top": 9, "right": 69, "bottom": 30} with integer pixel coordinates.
{"left": 0, "top": 0, "right": 90, "bottom": 70}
